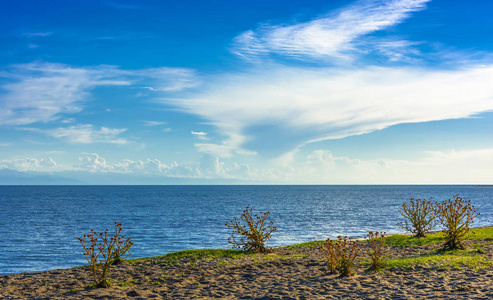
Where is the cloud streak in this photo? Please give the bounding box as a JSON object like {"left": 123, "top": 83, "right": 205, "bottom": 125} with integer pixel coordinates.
{"left": 43, "top": 124, "right": 127, "bottom": 144}
{"left": 232, "top": 0, "right": 430, "bottom": 61}
{"left": 0, "top": 62, "right": 197, "bottom": 126}
{"left": 174, "top": 64, "right": 493, "bottom": 156}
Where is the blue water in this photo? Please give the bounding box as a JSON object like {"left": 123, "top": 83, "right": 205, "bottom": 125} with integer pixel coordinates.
{"left": 0, "top": 185, "right": 491, "bottom": 275}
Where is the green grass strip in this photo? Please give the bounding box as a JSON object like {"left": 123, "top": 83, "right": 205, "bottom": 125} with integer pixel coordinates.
{"left": 127, "top": 248, "right": 248, "bottom": 264}
{"left": 383, "top": 253, "right": 493, "bottom": 270}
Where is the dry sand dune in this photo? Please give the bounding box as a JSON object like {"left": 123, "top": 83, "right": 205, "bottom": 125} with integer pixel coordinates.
{"left": 1, "top": 239, "right": 492, "bottom": 299}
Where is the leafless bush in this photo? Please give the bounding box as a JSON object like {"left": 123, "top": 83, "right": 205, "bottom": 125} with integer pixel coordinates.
{"left": 437, "top": 195, "right": 480, "bottom": 250}
{"left": 319, "top": 236, "right": 361, "bottom": 276}
{"left": 77, "top": 222, "right": 134, "bottom": 287}
{"left": 225, "top": 206, "right": 277, "bottom": 253}
{"left": 398, "top": 197, "right": 439, "bottom": 237}
{"left": 365, "top": 231, "right": 389, "bottom": 270}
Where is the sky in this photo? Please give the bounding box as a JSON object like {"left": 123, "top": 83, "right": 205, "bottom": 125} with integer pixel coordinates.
{"left": 0, "top": 0, "right": 493, "bottom": 184}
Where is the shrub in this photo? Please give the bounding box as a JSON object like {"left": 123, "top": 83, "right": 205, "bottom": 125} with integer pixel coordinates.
{"left": 397, "top": 197, "right": 439, "bottom": 237}
{"left": 365, "top": 231, "right": 389, "bottom": 270}
{"left": 319, "top": 236, "right": 361, "bottom": 276}
{"left": 77, "top": 222, "right": 134, "bottom": 288}
{"left": 437, "top": 195, "right": 480, "bottom": 250}
{"left": 225, "top": 206, "right": 277, "bottom": 253}
{"left": 110, "top": 222, "right": 134, "bottom": 265}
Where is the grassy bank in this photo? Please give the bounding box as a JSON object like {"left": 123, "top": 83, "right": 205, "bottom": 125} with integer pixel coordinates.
{"left": 126, "top": 226, "right": 493, "bottom": 272}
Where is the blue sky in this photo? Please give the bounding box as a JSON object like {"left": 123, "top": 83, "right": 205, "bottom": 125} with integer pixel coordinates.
{"left": 1, "top": 0, "right": 493, "bottom": 184}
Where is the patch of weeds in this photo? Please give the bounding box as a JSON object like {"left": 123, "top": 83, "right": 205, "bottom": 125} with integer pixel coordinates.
{"left": 85, "top": 282, "right": 98, "bottom": 289}
{"left": 116, "top": 279, "right": 136, "bottom": 287}
{"left": 161, "top": 274, "right": 171, "bottom": 278}
{"left": 217, "top": 261, "right": 230, "bottom": 266}
{"left": 473, "top": 248, "right": 485, "bottom": 254}
{"left": 69, "top": 288, "right": 80, "bottom": 292}
{"left": 176, "top": 273, "right": 187, "bottom": 278}
{"left": 152, "top": 281, "right": 161, "bottom": 286}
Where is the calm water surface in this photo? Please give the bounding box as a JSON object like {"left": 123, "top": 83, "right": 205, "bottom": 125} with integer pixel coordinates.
{"left": 0, "top": 185, "right": 491, "bottom": 275}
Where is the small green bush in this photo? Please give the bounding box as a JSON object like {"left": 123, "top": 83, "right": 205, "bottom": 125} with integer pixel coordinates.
{"left": 437, "top": 195, "right": 480, "bottom": 250}
{"left": 225, "top": 206, "right": 277, "bottom": 253}
{"left": 398, "top": 197, "right": 439, "bottom": 237}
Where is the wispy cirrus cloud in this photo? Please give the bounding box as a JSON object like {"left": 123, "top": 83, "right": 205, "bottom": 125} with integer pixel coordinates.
{"left": 23, "top": 32, "right": 53, "bottom": 38}
{"left": 0, "top": 62, "right": 198, "bottom": 126}
{"left": 175, "top": 64, "right": 493, "bottom": 157}
{"left": 0, "top": 62, "right": 129, "bottom": 125}
{"left": 232, "top": 0, "right": 430, "bottom": 61}
{"left": 142, "top": 120, "right": 166, "bottom": 126}
{"left": 36, "top": 124, "right": 128, "bottom": 144}
{"left": 163, "top": 0, "right": 493, "bottom": 158}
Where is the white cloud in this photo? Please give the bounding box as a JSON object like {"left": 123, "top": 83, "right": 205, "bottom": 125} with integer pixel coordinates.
{"left": 0, "top": 62, "right": 129, "bottom": 125}
{"left": 194, "top": 133, "right": 256, "bottom": 158}
{"left": 77, "top": 153, "right": 198, "bottom": 177}
{"left": 2, "top": 148, "right": 492, "bottom": 183}
{"left": 173, "top": 64, "right": 493, "bottom": 156}
{"left": 142, "top": 120, "right": 166, "bottom": 126}
{"left": 285, "top": 148, "right": 493, "bottom": 184}
{"left": 0, "top": 157, "right": 57, "bottom": 172}
{"left": 0, "top": 62, "right": 197, "bottom": 126}
{"left": 45, "top": 124, "right": 127, "bottom": 144}
{"left": 232, "top": 0, "right": 430, "bottom": 61}
{"left": 78, "top": 153, "right": 112, "bottom": 172}
{"left": 191, "top": 131, "right": 210, "bottom": 141}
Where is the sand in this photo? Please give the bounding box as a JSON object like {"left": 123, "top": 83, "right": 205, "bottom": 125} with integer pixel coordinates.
{"left": 1, "top": 239, "right": 492, "bottom": 299}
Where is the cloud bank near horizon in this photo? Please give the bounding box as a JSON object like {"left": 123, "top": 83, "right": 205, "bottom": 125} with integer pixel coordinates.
{"left": 2, "top": 147, "right": 493, "bottom": 184}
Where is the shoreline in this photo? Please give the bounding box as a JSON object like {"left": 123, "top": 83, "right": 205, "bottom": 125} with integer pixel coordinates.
{"left": 1, "top": 227, "right": 492, "bottom": 299}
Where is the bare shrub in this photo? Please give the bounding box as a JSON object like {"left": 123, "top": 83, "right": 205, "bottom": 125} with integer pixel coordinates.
{"left": 319, "top": 236, "right": 361, "bottom": 277}
{"left": 110, "top": 222, "right": 134, "bottom": 265}
{"left": 398, "top": 197, "right": 439, "bottom": 237}
{"left": 437, "top": 195, "right": 480, "bottom": 250}
{"left": 225, "top": 206, "right": 277, "bottom": 253}
{"left": 318, "top": 239, "right": 337, "bottom": 274}
{"left": 365, "top": 231, "right": 389, "bottom": 270}
{"left": 77, "top": 222, "right": 134, "bottom": 287}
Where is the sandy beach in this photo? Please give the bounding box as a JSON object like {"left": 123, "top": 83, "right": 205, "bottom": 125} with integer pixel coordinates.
{"left": 1, "top": 234, "right": 492, "bottom": 300}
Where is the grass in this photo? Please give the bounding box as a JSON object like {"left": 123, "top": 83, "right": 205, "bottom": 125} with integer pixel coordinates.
{"left": 127, "top": 248, "right": 249, "bottom": 264}
{"left": 288, "top": 240, "right": 325, "bottom": 248}
{"left": 116, "top": 279, "right": 136, "bottom": 287}
{"left": 122, "top": 226, "right": 492, "bottom": 274}
{"left": 369, "top": 226, "right": 493, "bottom": 272}
{"left": 382, "top": 251, "right": 493, "bottom": 271}
{"left": 386, "top": 226, "right": 493, "bottom": 247}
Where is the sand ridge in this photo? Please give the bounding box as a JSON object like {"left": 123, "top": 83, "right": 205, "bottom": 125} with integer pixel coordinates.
{"left": 1, "top": 239, "right": 492, "bottom": 299}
